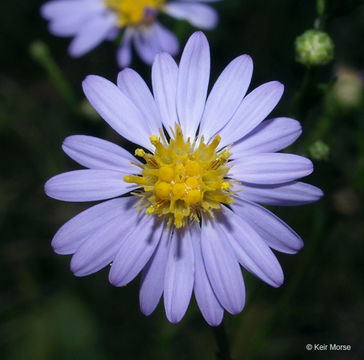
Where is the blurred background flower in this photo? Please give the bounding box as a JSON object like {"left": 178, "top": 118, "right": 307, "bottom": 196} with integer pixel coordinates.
{"left": 1, "top": 0, "right": 364, "bottom": 359}
{"left": 40, "top": 0, "right": 219, "bottom": 67}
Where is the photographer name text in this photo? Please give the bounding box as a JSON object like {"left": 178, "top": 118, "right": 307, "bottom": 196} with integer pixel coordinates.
{"left": 306, "top": 343, "right": 351, "bottom": 351}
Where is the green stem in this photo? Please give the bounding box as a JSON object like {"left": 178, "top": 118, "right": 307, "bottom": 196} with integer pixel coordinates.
{"left": 315, "top": 0, "right": 326, "bottom": 29}
{"left": 29, "top": 40, "right": 79, "bottom": 113}
{"left": 213, "top": 322, "right": 233, "bottom": 360}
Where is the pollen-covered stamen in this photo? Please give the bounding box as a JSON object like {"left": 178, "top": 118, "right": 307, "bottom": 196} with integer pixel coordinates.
{"left": 124, "top": 124, "right": 235, "bottom": 228}
{"left": 104, "top": 0, "right": 165, "bottom": 27}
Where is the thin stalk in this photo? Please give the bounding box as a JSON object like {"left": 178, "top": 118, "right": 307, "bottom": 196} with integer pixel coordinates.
{"left": 29, "top": 40, "right": 79, "bottom": 113}
{"left": 213, "top": 322, "right": 233, "bottom": 360}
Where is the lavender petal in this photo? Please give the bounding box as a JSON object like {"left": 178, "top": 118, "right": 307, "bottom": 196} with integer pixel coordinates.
{"left": 139, "top": 230, "right": 171, "bottom": 316}
{"left": 231, "top": 198, "right": 304, "bottom": 254}
{"left": 164, "top": 228, "right": 194, "bottom": 323}
{"left": 201, "top": 218, "right": 245, "bottom": 314}
{"left": 199, "top": 54, "right": 253, "bottom": 141}
{"left": 229, "top": 153, "right": 313, "bottom": 184}
{"left": 109, "top": 218, "right": 164, "bottom": 286}
{"left": 44, "top": 169, "right": 135, "bottom": 202}
{"left": 218, "top": 81, "right": 284, "bottom": 148}
{"left": 52, "top": 197, "right": 137, "bottom": 255}
{"left": 62, "top": 135, "right": 139, "bottom": 172}
{"left": 230, "top": 117, "right": 302, "bottom": 157}
{"left": 190, "top": 224, "right": 224, "bottom": 326}
{"left": 177, "top": 31, "right": 210, "bottom": 139}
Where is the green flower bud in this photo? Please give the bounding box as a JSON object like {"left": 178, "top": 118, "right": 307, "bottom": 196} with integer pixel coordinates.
{"left": 308, "top": 140, "right": 329, "bottom": 161}
{"left": 295, "top": 29, "right": 334, "bottom": 67}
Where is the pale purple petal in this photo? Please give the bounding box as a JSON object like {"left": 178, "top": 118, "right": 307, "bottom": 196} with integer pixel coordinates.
{"left": 117, "top": 68, "right": 162, "bottom": 135}
{"left": 52, "top": 197, "right": 137, "bottom": 255}
{"left": 133, "top": 28, "right": 158, "bottom": 65}
{"left": 44, "top": 169, "right": 135, "bottom": 202}
{"left": 62, "top": 135, "right": 140, "bottom": 172}
{"left": 164, "top": 3, "right": 218, "bottom": 29}
{"left": 218, "top": 81, "right": 284, "bottom": 148}
{"left": 218, "top": 210, "right": 284, "bottom": 287}
{"left": 235, "top": 181, "right": 324, "bottom": 206}
{"left": 153, "top": 22, "right": 179, "bottom": 56}
{"left": 229, "top": 153, "right": 313, "bottom": 184}
{"left": 190, "top": 224, "right": 224, "bottom": 326}
{"left": 152, "top": 52, "right": 179, "bottom": 136}
{"left": 164, "top": 229, "right": 194, "bottom": 323}
{"left": 41, "top": 0, "right": 103, "bottom": 20}
{"left": 177, "top": 31, "right": 210, "bottom": 139}
{"left": 108, "top": 218, "right": 164, "bottom": 286}
{"left": 201, "top": 218, "right": 245, "bottom": 314}
{"left": 82, "top": 75, "right": 154, "bottom": 150}
{"left": 48, "top": 15, "right": 98, "bottom": 37}
{"left": 199, "top": 55, "right": 253, "bottom": 141}
{"left": 133, "top": 26, "right": 157, "bottom": 64}
{"left": 117, "top": 29, "right": 133, "bottom": 67}
{"left": 133, "top": 23, "right": 179, "bottom": 65}
{"left": 69, "top": 13, "right": 116, "bottom": 57}
{"left": 105, "top": 26, "right": 119, "bottom": 41}
{"left": 42, "top": 0, "right": 104, "bottom": 36}
{"left": 70, "top": 205, "right": 143, "bottom": 276}
{"left": 139, "top": 230, "right": 171, "bottom": 316}
{"left": 230, "top": 118, "right": 302, "bottom": 157}
{"left": 231, "top": 198, "right": 303, "bottom": 254}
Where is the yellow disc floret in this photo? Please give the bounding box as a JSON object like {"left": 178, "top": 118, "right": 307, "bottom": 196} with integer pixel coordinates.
{"left": 124, "top": 124, "right": 235, "bottom": 229}
{"left": 172, "top": 183, "right": 187, "bottom": 198}
{"left": 155, "top": 182, "right": 172, "bottom": 199}
{"left": 185, "top": 177, "right": 199, "bottom": 189}
{"left": 186, "top": 160, "right": 200, "bottom": 176}
{"left": 159, "top": 166, "right": 174, "bottom": 182}
{"left": 104, "top": 0, "right": 165, "bottom": 27}
{"left": 187, "top": 189, "right": 201, "bottom": 205}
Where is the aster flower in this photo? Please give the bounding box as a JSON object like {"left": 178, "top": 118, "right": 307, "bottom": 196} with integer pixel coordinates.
{"left": 40, "top": 0, "right": 219, "bottom": 67}
{"left": 45, "top": 32, "right": 323, "bottom": 325}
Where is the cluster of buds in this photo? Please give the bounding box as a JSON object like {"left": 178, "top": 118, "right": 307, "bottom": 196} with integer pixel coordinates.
{"left": 295, "top": 29, "right": 334, "bottom": 67}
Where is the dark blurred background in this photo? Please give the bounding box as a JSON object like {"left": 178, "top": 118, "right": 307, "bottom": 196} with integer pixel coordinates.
{"left": 1, "top": 0, "right": 363, "bottom": 359}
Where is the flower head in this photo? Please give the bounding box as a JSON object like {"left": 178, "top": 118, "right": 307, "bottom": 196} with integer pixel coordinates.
{"left": 124, "top": 125, "right": 234, "bottom": 229}
{"left": 45, "top": 32, "right": 323, "bottom": 325}
{"left": 40, "top": 0, "right": 219, "bottom": 67}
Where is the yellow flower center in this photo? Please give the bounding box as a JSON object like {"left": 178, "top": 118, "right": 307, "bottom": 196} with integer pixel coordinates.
{"left": 104, "top": 0, "right": 165, "bottom": 27}
{"left": 124, "top": 125, "right": 236, "bottom": 229}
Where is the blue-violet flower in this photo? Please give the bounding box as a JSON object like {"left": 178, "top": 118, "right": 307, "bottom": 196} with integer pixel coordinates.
{"left": 45, "top": 32, "right": 323, "bottom": 325}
